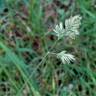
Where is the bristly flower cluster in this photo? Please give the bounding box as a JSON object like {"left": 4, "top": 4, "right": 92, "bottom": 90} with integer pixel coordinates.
{"left": 53, "top": 15, "right": 82, "bottom": 39}
{"left": 65, "top": 15, "right": 82, "bottom": 39}
{"left": 53, "top": 22, "right": 64, "bottom": 39}
{"left": 57, "top": 51, "right": 75, "bottom": 64}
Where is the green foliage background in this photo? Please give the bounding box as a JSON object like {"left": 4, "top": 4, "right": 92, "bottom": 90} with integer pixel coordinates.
{"left": 0, "top": 0, "right": 96, "bottom": 96}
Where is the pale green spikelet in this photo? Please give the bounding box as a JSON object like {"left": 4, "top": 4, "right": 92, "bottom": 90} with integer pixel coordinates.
{"left": 53, "top": 22, "right": 65, "bottom": 39}
{"left": 65, "top": 15, "right": 82, "bottom": 39}
{"left": 57, "top": 51, "right": 75, "bottom": 64}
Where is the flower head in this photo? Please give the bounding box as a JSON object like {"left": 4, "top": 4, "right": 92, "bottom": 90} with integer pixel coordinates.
{"left": 65, "top": 15, "right": 82, "bottom": 39}
{"left": 57, "top": 51, "right": 75, "bottom": 64}
{"left": 53, "top": 22, "right": 65, "bottom": 39}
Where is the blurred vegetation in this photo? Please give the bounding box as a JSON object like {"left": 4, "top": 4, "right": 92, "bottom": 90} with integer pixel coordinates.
{"left": 0, "top": 0, "right": 96, "bottom": 96}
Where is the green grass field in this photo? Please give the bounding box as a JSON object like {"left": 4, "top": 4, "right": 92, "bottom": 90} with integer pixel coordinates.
{"left": 0, "top": 0, "right": 96, "bottom": 96}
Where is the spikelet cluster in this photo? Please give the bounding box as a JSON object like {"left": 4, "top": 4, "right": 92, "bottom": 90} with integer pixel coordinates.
{"left": 53, "top": 15, "right": 82, "bottom": 64}
{"left": 53, "top": 15, "right": 82, "bottom": 39}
